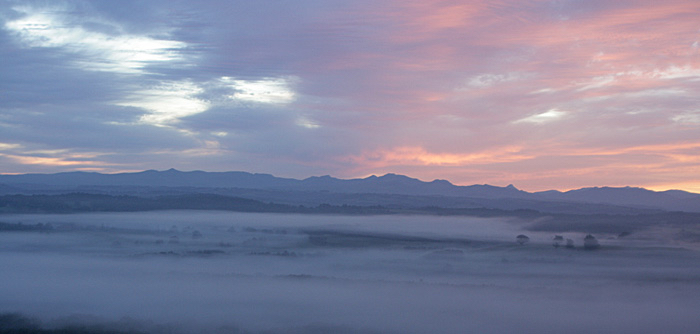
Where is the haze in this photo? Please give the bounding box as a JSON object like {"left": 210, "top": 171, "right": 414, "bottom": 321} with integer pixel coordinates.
{"left": 1, "top": 211, "right": 699, "bottom": 333}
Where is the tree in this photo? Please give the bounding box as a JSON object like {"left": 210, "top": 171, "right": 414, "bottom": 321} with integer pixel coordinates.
{"left": 583, "top": 234, "right": 600, "bottom": 250}
{"left": 565, "top": 238, "right": 574, "bottom": 248}
{"left": 553, "top": 235, "right": 564, "bottom": 247}
{"left": 516, "top": 234, "right": 530, "bottom": 245}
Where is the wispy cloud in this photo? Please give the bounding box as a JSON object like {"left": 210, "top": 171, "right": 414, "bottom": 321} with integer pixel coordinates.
{"left": 115, "top": 81, "right": 209, "bottom": 127}
{"left": 513, "top": 109, "right": 568, "bottom": 124}
{"left": 0, "top": 152, "right": 108, "bottom": 168}
{"left": 5, "top": 5, "right": 189, "bottom": 74}
{"left": 220, "top": 76, "right": 297, "bottom": 105}
{"left": 463, "top": 72, "right": 532, "bottom": 89}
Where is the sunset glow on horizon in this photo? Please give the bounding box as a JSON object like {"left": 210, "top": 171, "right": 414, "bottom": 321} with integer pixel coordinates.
{"left": 1, "top": 0, "right": 699, "bottom": 193}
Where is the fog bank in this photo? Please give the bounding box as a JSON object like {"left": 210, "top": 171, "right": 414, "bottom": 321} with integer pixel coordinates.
{"left": 1, "top": 212, "right": 699, "bottom": 333}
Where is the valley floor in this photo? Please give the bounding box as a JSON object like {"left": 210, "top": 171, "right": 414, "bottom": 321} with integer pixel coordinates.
{"left": 1, "top": 211, "right": 699, "bottom": 334}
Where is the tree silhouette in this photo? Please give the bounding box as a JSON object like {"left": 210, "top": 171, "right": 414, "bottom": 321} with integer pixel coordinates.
{"left": 583, "top": 234, "right": 600, "bottom": 250}
{"left": 553, "top": 235, "right": 564, "bottom": 247}
{"left": 516, "top": 234, "right": 530, "bottom": 245}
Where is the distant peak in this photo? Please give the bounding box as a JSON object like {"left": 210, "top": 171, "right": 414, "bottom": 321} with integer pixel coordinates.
{"left": 302, "top": 175, "right": 337, "bottom": 183}
{"left": 306, "top": 175, "right": 333, "bottom": 179}
{"left": 506, "top": 184, "right": 518, "bottom": 190}
{"left": 379, "top": 173, "right": 410, "bottom": 179}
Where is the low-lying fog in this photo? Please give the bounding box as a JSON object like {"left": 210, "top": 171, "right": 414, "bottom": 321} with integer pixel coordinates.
{"left": 1, "top": 211, "right": 699, "bottom": 333}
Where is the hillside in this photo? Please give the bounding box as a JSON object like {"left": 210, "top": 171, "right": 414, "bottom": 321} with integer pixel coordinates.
{"left": 1, "top": 169, "right": 698, "bottom": 213}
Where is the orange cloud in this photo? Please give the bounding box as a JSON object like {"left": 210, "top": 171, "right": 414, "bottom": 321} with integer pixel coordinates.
{"left": 344, "top": 146, "right": 533, "bottom": 168}
{"left": 337, "top": 140, "right": 700, "bottom": 193}
{"left": 1, "top": 152, "right": 109, "bottom": 168}
{"left": 648, "top": 182, "right": 700, "bottom": 194}
{"left": 3, "top": 154, "right": 105, "bottom": 167}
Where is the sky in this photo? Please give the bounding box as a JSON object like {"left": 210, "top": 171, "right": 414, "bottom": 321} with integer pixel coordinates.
{"left": 0, "top": 0, "right": 699, "bottom": 193}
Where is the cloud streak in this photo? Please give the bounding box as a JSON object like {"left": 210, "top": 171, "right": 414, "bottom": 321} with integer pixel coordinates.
{"left": 5, "top": 4, "right": 189, "bottom": 74}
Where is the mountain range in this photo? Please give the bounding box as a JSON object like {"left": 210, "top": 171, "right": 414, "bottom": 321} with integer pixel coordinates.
{"left": 1, "top": 169, "right": 699, "bottom": 213}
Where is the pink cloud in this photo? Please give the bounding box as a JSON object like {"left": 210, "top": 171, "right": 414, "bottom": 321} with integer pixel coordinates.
{"left": 5, "top": 0, "right": 700, "bottom": 192}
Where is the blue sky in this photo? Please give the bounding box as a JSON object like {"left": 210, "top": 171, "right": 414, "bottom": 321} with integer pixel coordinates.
{"left": 1, "top": 0, "right": 699, "bottom": 192}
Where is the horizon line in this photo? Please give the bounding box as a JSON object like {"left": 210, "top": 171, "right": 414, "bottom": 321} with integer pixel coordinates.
{"left": 1, "top": 168, "right": 697, "bottom": 195}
